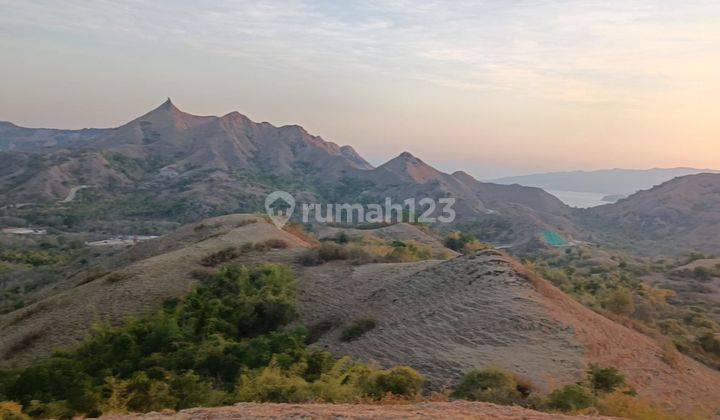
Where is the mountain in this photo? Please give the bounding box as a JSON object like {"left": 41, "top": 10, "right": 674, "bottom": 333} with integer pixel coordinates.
{"left": 0, "top": 121, "right": 109, "bottom": 152}
{"left": 492, "top": 168, "right": 719, "bottom": 196}
{"left": 0, "top": 100, "right": 576, "bottom": 246}
{"left": 576, "top": 173, "right": 720, "bottom": 255}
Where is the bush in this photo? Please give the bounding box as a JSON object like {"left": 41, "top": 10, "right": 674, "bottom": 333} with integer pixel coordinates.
{"left": 697, "top": 332, "right": 720, "bottom": 356}
{"left": 0, "top": 401, "right": 28, "bottom": 420}
{"left": 597, "top": 392, "right": 677, "bottom": 420}
{"left": 601, "top": 288, "right": 635, "bottom": 316}
{"left": 298, "top": 249, "right": 322, "bottom": 266}
{"left": 317, "top": 242, "right": 349, "bottom": 262}
{"left": 340, "top": 318, "right": 376, "bottom": 342}
{"left": 335, "top": 231, "right": 349, "bottom": 244}
{"left": 236, "top": 362, "right": 311, "bottom": 403}
{"left": 693, "top": 266, "right": 713, "bottom": 281}
{"left": 367, "top": 366, "right": 424, "bottom": 399}
{"left": 298, "top": 243, "right": 349, "bottom": 266}
{"left": 587, "top": 364, "right": 626, "bottom": 394}
{"left": 546, "top": 384, "right": 595, "bottom": 412}
{"left": 444, "top": 231, "right": 476, "bottom": 252}
{"left": 659, "top": 339, "right": 681, "bottom": 368}
{"left": 200, "top": 247, "right": 239, "bottom": 267}
{"left": 253, "top": 239, "right": 289, "bottom": 252}
{"left": 451, "top": 368, "right": 523, "bottom": 404}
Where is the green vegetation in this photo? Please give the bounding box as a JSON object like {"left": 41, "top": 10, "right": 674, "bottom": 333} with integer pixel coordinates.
{"left": 451, "top": 367, "right": 528, "bottom": 405}
{"left": 14, "top": 191, "right": 196, "bottom": 233}
{"left": 443, "top": 231, "right": 488, "bottom": 254}
{"left": 525, "top": 247, "right": 720, "bottom": 370}
{"left": 0, "top": 264, "right": 425, "bottom": 417}
{"left": 340, "top": 318, "right": 377, "bottom": 342}
{"left": 200, "top": 240, "right": 289, "bottom": 267}
{"left": 104, "top": 153, "right": 174, "bottom": 181}
{"left": 0, "top": 236, "right": 93, "bottom": 314}
{"left": 454, "top": 216, "right": 515, "bottom": 243}
{"left": 546, "top": 384, "right": 595, "bottom": 411}
{"left": 449, "top": 365, "right": 675, "bottom": 419}
{"left": 587, "top": 364, "right": 627, "bottom": 394}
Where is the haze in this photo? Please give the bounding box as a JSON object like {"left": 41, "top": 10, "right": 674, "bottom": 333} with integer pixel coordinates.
{"left": 1, "top": 0, "right": 719, "bottom": 178}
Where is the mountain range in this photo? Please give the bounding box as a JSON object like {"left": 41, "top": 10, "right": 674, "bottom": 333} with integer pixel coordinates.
{"left": 0, "top": 99, "right": 576, "bottom": 246}
{"left": 2, "top": 99, "right": 720, "bottom": 255}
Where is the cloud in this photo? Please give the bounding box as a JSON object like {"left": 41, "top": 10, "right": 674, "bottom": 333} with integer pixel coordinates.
{"left": 1, "top": 0, "right": 719, "bottom": 106}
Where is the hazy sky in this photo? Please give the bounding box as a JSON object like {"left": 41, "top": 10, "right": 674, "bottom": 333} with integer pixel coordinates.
{"left": 1, "top": 0, "right": 719, "bottom": 178}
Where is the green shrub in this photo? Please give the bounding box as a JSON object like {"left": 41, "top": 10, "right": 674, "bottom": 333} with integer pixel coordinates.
{"left": 587, "top": 364, "right": 626, "bottom": 394}
{"left": 340, "top": 318, "right": 376, "bottom": 342}
{"left": 335, "top": 231, "right": 349, "bottom": 244}
{"left": 366, "top": 366, "right": 424, "bottom": 398}
{"left": 236, "top": 362, "right": 311, "bottom": 403}
{"left": 444, "top": 231, "right": 476, "bottom": 252}
{"left": 697, "top": 332, "right": 720, "bottom": 356}
{"left": 693, "top": 266, "right": 713, "bottom": 281}
{"left": 546, "top": 384, "right": 595, "bottom": 412}
{"left": 452, "top": 368, "right": 523, "bottom": 404}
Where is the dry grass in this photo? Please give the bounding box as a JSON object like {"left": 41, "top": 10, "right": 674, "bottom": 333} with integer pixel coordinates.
{"left": 103, "top": 401, "right": 616, "bottom": 419}
{"left": 283, "top": 222, "right": 319, "bottom": 246}
{"left": 597, "top": 392, "right": 705, "bottom": 420}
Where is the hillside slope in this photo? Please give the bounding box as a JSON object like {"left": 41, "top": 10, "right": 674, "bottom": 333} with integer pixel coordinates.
{"left": 577, "top": 173, "right": 720, "bottom": 255}
{"left": 1, "top": 216, "right": 717, "bottom": 413}
{"left": 0, "top": 214, "right": 309, "bottom": 362}
{"left": 297, "top": 249, "right": 720, "bottom": 413}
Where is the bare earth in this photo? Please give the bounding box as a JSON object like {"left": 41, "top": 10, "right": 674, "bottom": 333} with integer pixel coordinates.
{"left": 2, "top": 215, "right": 719, "bottom": 414}
{"left": 102, "top": 402, "right": 614, "bottom": 419}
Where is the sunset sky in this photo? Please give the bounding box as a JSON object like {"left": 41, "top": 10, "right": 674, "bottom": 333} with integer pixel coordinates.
{"left": 1, "top": 0, "right": 719, "bottom": 178}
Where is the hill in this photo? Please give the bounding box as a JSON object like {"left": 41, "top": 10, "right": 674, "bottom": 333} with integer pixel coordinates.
{"left": 577, "top": 173, "right": 720, "bottom": 255}
{"left": 1, "top": 215, "right": 717, "bottom": 413}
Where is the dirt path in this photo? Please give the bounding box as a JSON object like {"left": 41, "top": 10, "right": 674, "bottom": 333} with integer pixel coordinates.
{"left": 102, "top": 402, "right": 614, "bottom": 419}
{"left": 60, "top": 185, "right": 89, "bottom": 202}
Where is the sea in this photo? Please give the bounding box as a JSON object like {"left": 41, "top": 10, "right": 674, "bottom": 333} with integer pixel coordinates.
{"left": 547, "top": 190, "right": 609, "bottom": 208}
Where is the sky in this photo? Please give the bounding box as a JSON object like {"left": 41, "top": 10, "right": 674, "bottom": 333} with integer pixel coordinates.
{"left": 1, "top": 0, "right": 719, "bottom": 179}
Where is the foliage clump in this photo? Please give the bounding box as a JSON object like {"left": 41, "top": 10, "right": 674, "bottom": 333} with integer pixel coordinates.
{"left": 546, "top": 384, "right": 595, "bottom": 412}
{"left": 444, "top": 231, "right": 487, "bottom": 254}
{"left": 340, "top": 317, "right": 377, "bottom": 342}
{"left": 451, "top": 367, "right": 527, "bottom": 405}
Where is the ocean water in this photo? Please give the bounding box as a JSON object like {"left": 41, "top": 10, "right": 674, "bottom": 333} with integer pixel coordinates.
{"left": 547, "top": 190, "right": 608, "bottom": 208}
